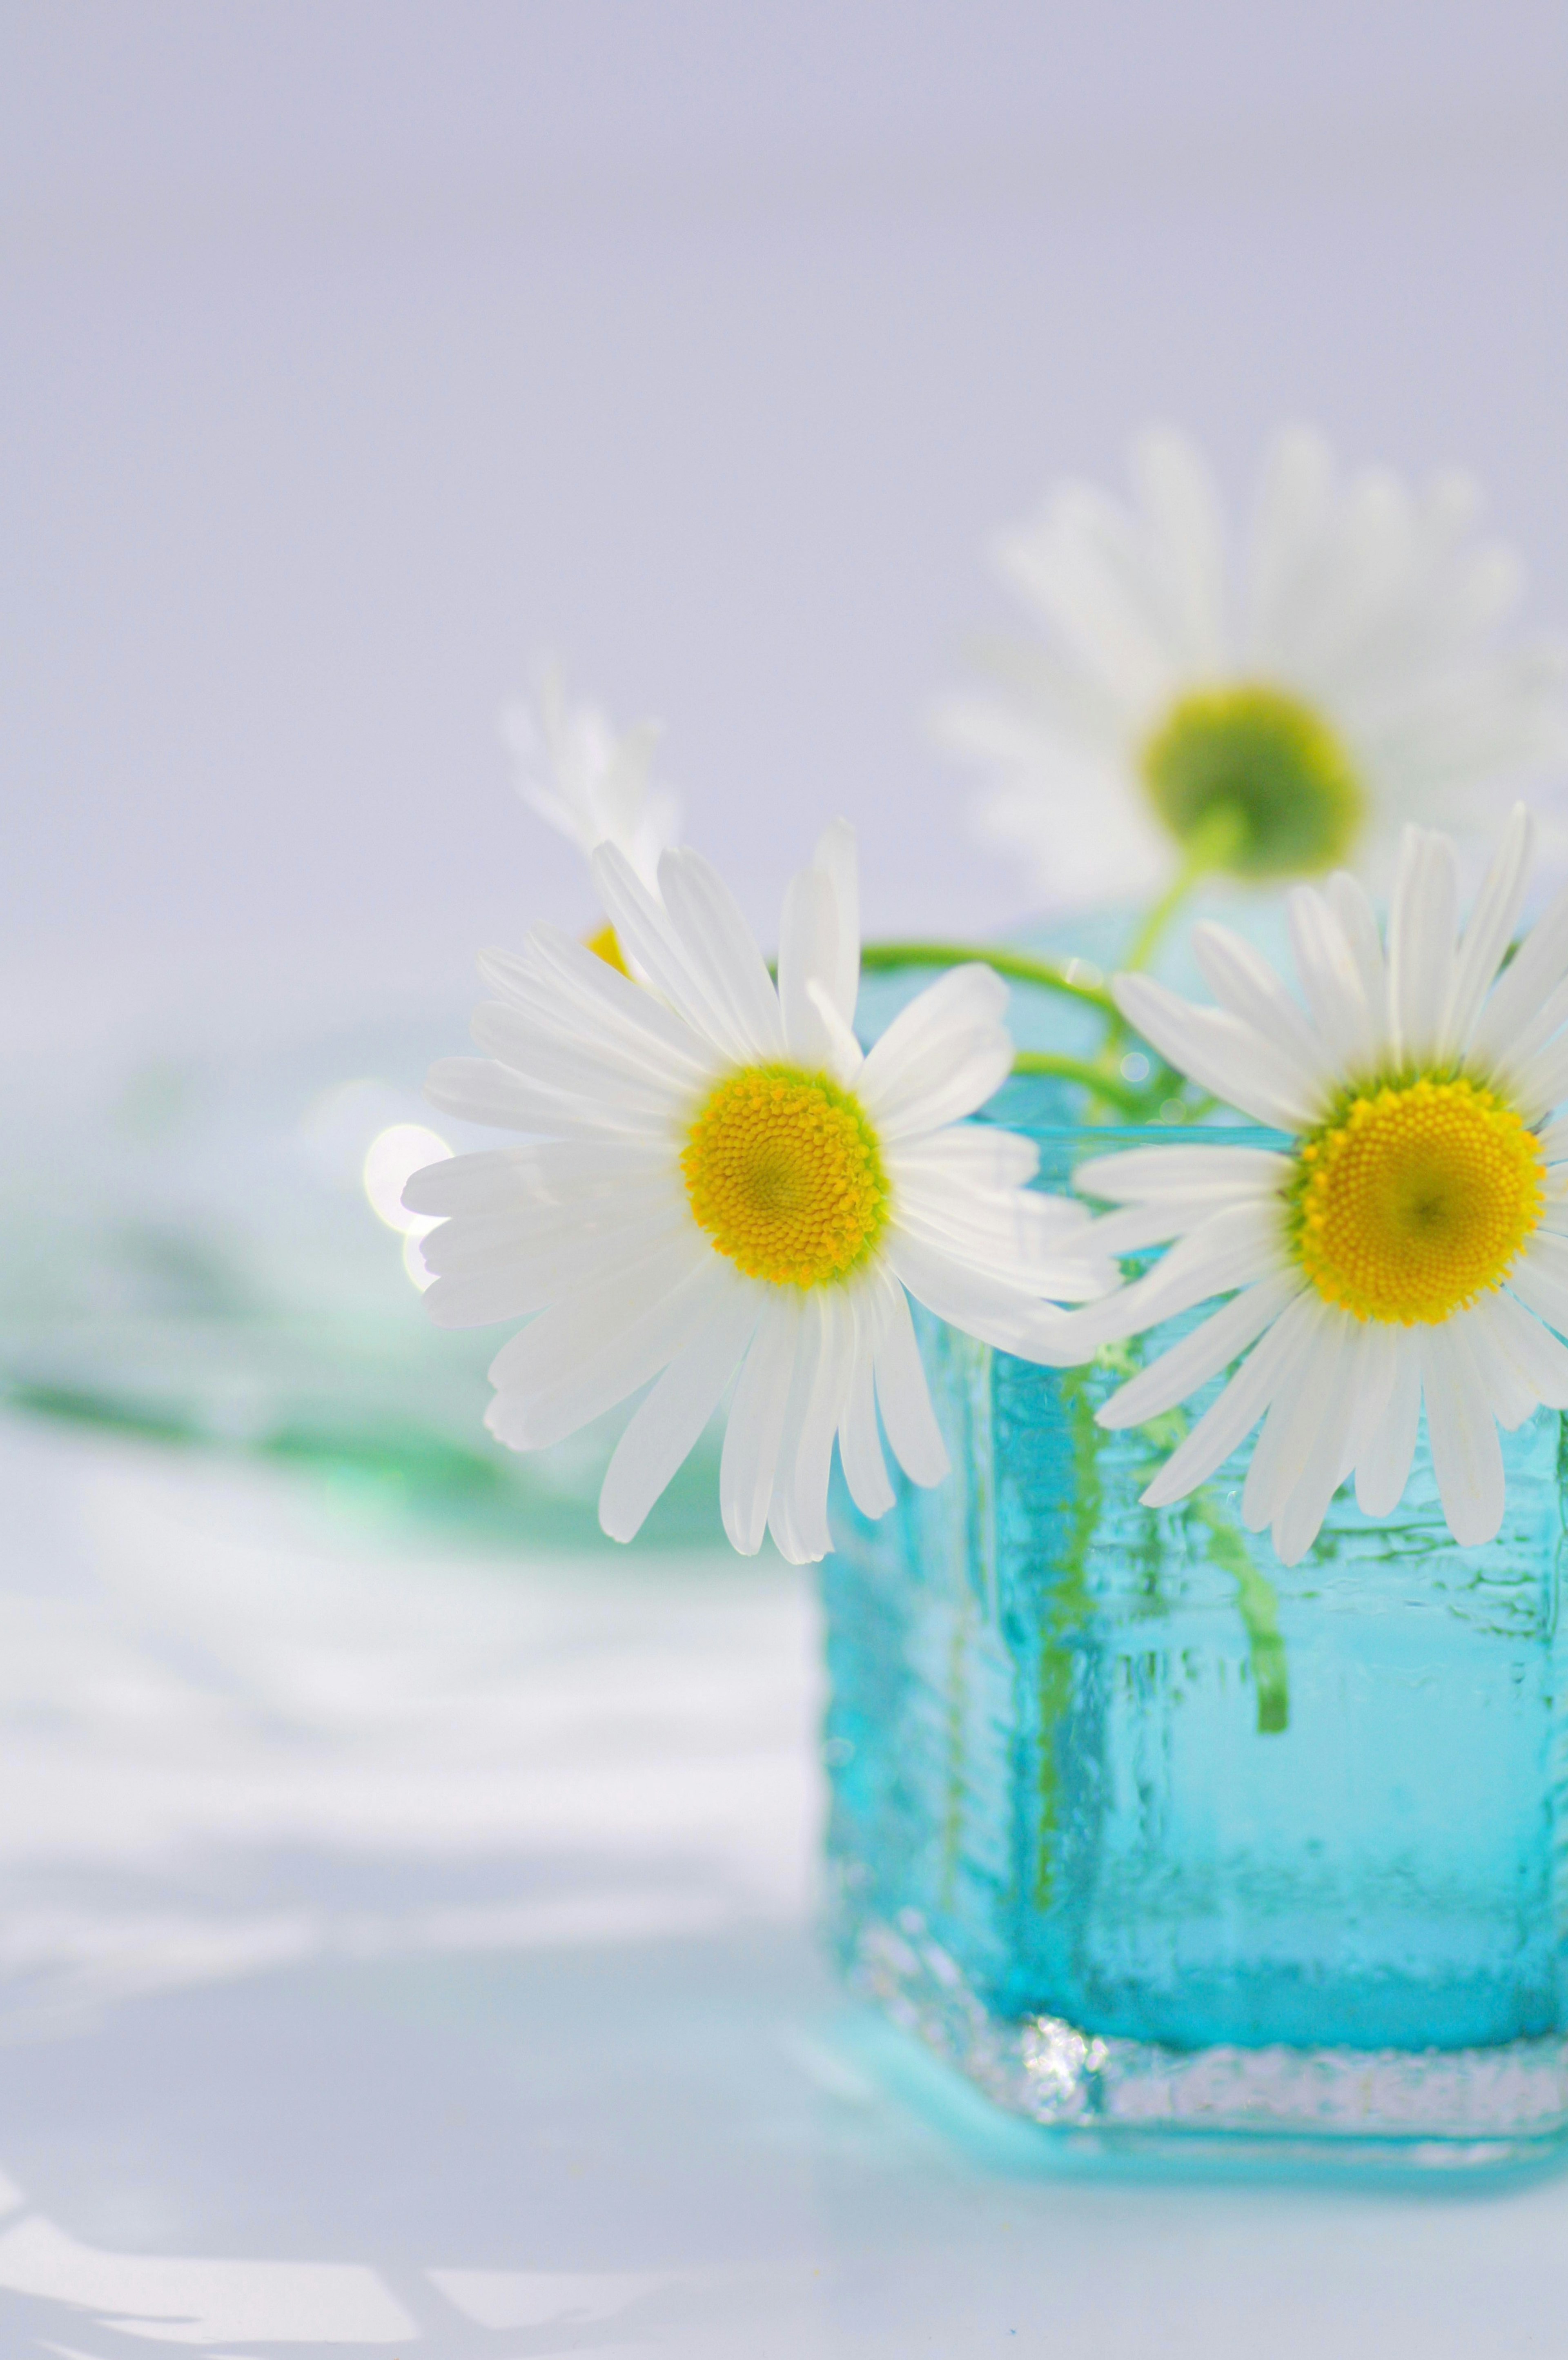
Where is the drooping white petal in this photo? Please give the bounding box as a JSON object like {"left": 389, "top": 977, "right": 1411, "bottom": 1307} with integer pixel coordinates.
{"left": 1138, "top": 1288, "right": 1322, "bottom": 1507}
{"left": 1097, "top": 1269, "right": 1303, "bottom": 1431}
{"left": 1271, "top": 1317, "right": 1381, "bottom": 1564}
{"left": 1241, "top": 1298, "right": 1345, "bottom": 1532}
{"left": 872, "top": 1275, "right": 951, "bottom": 1487}
{"left": 788, "top": 1288, "right": 861, "bottom": 1561}
{"left": 1419, "top": 1320, "right": 1506, "bottom": 1549}
{"left": 1069, "top": 1198, "right": 1288, "bottom": 1347}
{"left": 767, "top": 1296, "right": 828, "bottom": 1565}
{"left": 885, "top": 1231, "right": 1091, "bottom": 1356}
{"left": 719, "top": 1290, "right": 801, "bottom": 1556}
{"left": 486, "top": 1241, "right": 714, "bottom": 1396}
{"left": 485, "top": 1253, "right": 727, "bottom": 1450}
{"left": 598, "top": 1280, "right": 762, "bottom": 1543}
{"left": 837, "top": 1287, "right": 895, "bottom": 1518}
{"left": 1354, "top": 1340, "right": 1422, "bottom": 1517}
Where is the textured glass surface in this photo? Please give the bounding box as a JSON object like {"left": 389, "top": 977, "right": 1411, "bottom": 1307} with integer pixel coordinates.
{"left": 824, "top": 1122, "right": 1568, "bottom": 2153}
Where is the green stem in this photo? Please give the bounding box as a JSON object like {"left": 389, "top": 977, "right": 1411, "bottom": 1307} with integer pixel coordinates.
{"left": 1188, "top": 1494, "right": 1290, "bottom": 1734}
{"left": 1009, "top": 1051, "right": 1153, "bottom": 1115}
{"left": 859, "top": 941, "right": 1116, "bottom": 1017}
{"left": 1122, "top": 806, "right": 1249, "bottom": 978}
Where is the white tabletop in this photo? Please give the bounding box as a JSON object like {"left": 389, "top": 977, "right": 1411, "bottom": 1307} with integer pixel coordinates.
{"left": 3, "top": 1412, "right": 1568, "bottom": 2358}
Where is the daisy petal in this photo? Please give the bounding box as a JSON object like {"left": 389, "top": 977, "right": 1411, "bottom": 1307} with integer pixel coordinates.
{"left": 837, "top": 1289, "right": 895, "bottom": 1518}
{"left": 1097, "top": 1269, "right": 1303, "bottom": 1430}
{"left": 719, "top": 1291, "right": 801, "bottom": 1556}
{"left": 1270, "top": 1329, "right": 1370, "bottom": 1565}
{"left": 1242, "top": 1300, "right": 1346, "bottom": 1532}
{"left": 1469, "top": 873, "right": 1568, "bottom": 1071}
{"left": 599, "top": 1282, "right": 762, "bottom": 1542}
{"left": 1354, "top": 1340, "right": 1422, "bottom": 1517}
{"left": 1420, "top": 1321, "right": 1506, "bottom": 1549}
{"left": 486, "top": 1256, "right": 728, "bottom": 1451}
{"left": 1387, "top": 826, "right": 1459, "bottom": 1068}
{"left": 1439, "top": 802, "right": 1536, "bottom": 1059}
{"left": 1192, "top": 922, "right": 1336, "bottom": 1092}
{"left": 1287, "top": 884, "right": 1377, "bottom": 1073}
{"left": 778, "top": 864, "right": 842, "bottom": 1069}
{"left": 873, "top": 1277, "right": 951, "bottom": 1487}
{"left": 812, "top": 819, "right": 861, "bottom": 1026}
{"left": 1070, "top": 1199, "right": 1287, "bottom": 1346}
{"left": 858, "top": 965, "right": 1009, "bottom": 1111}
{"left": 1138, "top": 1288, "right": 1321, "bottom": 1507}
{"left": 656, "top": 848, "right": 787, "bottom": 1063}
{"left": 1486, "top": 1287, "right": 1568, "bottom": 1409}
{"left": 1073, "top": 1146, "right": 1294, "bottom": 1204}
{"left": 789, "top": 1289, "right": 860, "bottom": 1560}
{"left": 1111, "top": 974, "right": 1322, "bottom": 1129}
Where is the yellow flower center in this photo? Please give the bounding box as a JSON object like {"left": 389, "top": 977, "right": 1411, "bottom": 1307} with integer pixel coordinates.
{"left": 1143, "top": 682, "right": 1364, "bottom": 879}
{"left": 586, "top": 922, "right": 631, "bottom": 976}
{"left": 682, "top": 1064, "right": 889, "bottom": 1288}
{"left": 1291, "top": 1076, "right": 1545, "bottom": 1326}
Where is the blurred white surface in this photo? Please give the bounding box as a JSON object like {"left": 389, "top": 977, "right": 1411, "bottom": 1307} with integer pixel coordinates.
{"left": 3, "top": 1414, "right": 1568, "bottom": 2356}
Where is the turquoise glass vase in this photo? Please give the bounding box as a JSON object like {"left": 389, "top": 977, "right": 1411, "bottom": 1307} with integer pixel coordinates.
{"left": 824, "top": 1116, "right": 1568, "bottom": 2165}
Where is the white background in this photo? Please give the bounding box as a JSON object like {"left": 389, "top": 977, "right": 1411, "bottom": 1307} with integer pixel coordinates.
{"left": 5, "top": 0, "right": 1568, "bottom": 1022}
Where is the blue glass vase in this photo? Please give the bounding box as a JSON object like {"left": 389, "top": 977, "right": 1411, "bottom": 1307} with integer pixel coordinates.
{"left": 824, "top": 1116, "right": 1568, "bottom": 2166}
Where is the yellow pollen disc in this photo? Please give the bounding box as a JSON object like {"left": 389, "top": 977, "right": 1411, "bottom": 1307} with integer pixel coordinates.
{"left": 682, "top": 1064, "right": 889, "bottom": 1288}
{"left": 1290, "top": 1075, "right": 1545, "bottom": 1326}
{"left": 585, "top": 922, "right": 631, "bottom": 976}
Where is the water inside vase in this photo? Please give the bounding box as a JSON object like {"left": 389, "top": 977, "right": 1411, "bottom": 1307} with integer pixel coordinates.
{"left": 824, "top": 1126, "right": 1568, "bottom": 2058}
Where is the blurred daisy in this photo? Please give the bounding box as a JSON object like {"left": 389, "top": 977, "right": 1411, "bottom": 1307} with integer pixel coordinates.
{"left": 1068, "top": 807, "right": 1568, "bottom": 1563}
{"left": 502, "top": 663, "right": 679, "bottom": 967}
{"left": 937, "top": 427, "right": 1566, "bottom": 910}
{"left": 407, "top": 824, "right": 1105, "bottom": 1562}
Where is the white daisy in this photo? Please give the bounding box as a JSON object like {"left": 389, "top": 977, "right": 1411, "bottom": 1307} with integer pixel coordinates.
{"left": 1065, "top": 806, "right": 1568, "bottom": 1565}
{"left": 936, "top": 426, "right": 1566, "bottom": 911}
{"left": 501, "top": 661, "right": 679, "bottom": 895}
{"left": 405, "top": 824, "right": 1105, "bottom": 1562}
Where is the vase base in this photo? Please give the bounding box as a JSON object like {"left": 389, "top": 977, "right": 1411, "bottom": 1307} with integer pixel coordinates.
{"left": 846, "top": 1910, "right": 1568, "bottom": 2169}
